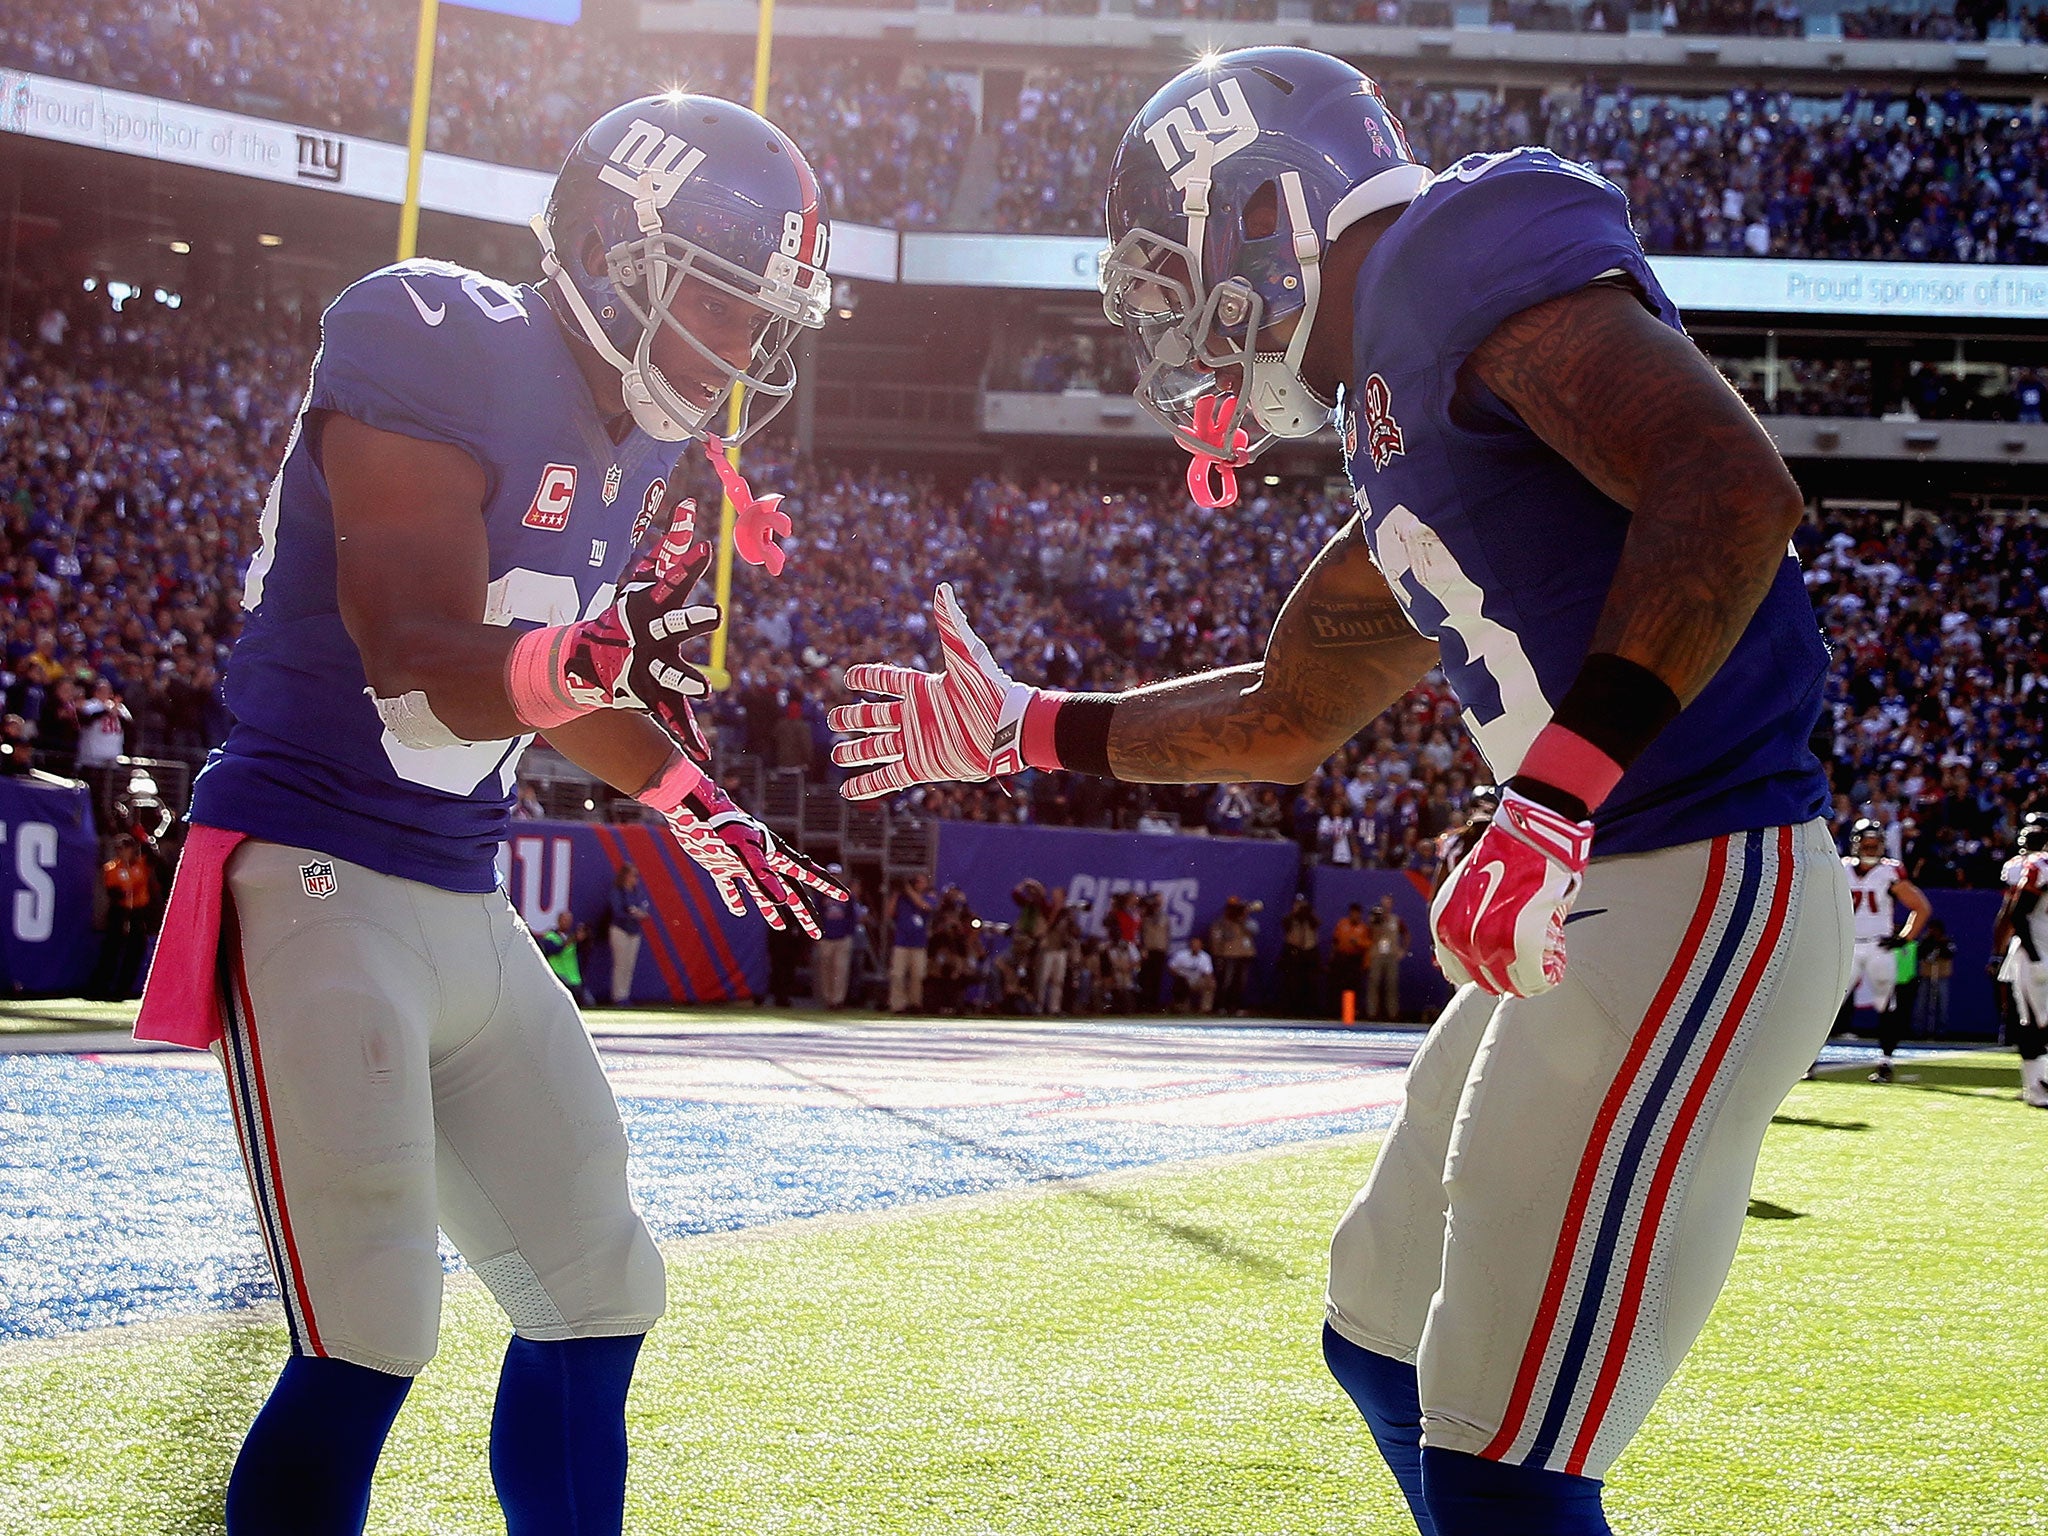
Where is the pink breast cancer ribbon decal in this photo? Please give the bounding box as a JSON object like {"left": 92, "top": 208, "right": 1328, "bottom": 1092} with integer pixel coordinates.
{"left": 1185, "top": 393, "right": 1251, "bottom": 510}
{"left": 704, "top": 435, "right": 793, "bottom": 577}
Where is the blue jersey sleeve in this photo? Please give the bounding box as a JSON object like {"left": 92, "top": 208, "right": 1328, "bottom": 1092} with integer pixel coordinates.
{"left": 308, "top": 262, "right": 498, "bottom": 467}
{"left": 1372, "top": 150, "right": 1675, "bottom": 370}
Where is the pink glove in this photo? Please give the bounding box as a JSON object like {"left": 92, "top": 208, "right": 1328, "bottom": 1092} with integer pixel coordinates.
{"left": 504, "top": 509, "right": 717, "bottom": 728}
{"left": 637, "top": 753, "right": 846, "bottom": 937}
{"left": 828, "top": 583, "right": 1039, "bottom": 801}
{"left": 704, "top": 435, "right": 792, "bottom": 578}
{"left": 1429, "top": 788, "right": 1594, "bottom": 997}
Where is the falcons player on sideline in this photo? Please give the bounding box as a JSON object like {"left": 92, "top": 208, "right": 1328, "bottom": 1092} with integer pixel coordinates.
{"left": 833, "top": 49, "right": 1852, "bottom": 1535}
{"left": 133, "top": 96, "right": 843, "bottom": 1536}
{"left": 1993, "top": 813, "right": 2048, "bottom": 1107}
{"left": 1838, "top": 819, "right": 1931, "bottom": 1082}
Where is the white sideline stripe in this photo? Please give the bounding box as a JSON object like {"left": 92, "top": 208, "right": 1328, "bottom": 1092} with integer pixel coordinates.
{"left": 0, "top": 1134, "right": 1382, "bottom": 1366}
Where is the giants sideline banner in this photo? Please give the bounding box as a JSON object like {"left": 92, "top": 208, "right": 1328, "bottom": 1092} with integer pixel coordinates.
{"left": 0, "top": 776, "right": 99, "bottom": 997}
{"left": 934, "top": 822, "right": 1299, "bottom": 972}
{"left": 498, "top": 819, "right": 766, "bottom": 1003}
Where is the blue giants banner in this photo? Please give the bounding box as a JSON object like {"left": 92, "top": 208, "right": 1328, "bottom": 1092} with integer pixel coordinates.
{"left": 1919, "top": 888, "right": 1999, "bottom": 1041}
{"left": 496, "top": 819, "right": 765, "bottom": 1002}
{"left": 933, "top": 822, "right": 1300, "bottom": 974}
{"left": 0, "top": 776, "right": 100, "bottom": 997}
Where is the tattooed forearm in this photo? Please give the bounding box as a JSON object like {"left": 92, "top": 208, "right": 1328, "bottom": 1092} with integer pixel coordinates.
{"left": 1301, "top": 598, "right": 1425, "bottom": 649}
{"left": 1106, "top": 517, "right": 1438, "bottom": 784}
{"left": 1466, "top": 282, "right": 1804, "bottom": 705}
{"left": 1105, "top": 665, "right": 1299, "bottom": 784}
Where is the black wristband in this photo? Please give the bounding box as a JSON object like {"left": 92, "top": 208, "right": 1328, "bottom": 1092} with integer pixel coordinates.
{"left": 1051, "top": 694, "right": 1119, "bottom": 778}
{"left": 1504, "top": 775, "right": 1591, "bottom": 824}
{"left": 1550, "top": 652, "right": 1682, "bottom": 771}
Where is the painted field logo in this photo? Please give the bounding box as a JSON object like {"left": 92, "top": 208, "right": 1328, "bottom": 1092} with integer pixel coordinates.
{"left": 524, "top": 464, "right": 578, "bottom": 531}
{"left": 299, "top": 860, "right": 338, "bottom": 899}
{"left": 1360, "top": 373, "right": 1405, "bottom": 471}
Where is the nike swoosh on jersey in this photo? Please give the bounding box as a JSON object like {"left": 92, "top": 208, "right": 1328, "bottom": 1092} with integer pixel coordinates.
{"left": 399, "top": 278, "right": 446, "bottom": 326}
{"left": 1562, "top": 907, "right": 1608, "bottom": 925}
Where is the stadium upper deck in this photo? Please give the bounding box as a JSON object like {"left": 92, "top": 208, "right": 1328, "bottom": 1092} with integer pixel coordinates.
{"left": 7, "top": 0, "right": 2047, "bottom": 235}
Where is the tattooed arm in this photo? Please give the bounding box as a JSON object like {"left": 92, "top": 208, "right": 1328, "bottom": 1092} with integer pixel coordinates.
{"left": 1106, "top": 515, "right": 1439, "bottom": 784}
{"left": 1464, "top": 282, "right": 1805, "bottom": 705}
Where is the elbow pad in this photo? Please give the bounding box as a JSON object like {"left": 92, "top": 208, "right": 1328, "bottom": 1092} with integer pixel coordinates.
{"left": 369, "top": 688, "right": 471, "bottom": 750}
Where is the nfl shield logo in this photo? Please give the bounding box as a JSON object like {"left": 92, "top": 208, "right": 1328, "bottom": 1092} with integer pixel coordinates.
{"left": 299, "top": 860, "right": 338, "bottom": 900}
{"left": 601, "top": 465, "right": 623, "bottom": 506}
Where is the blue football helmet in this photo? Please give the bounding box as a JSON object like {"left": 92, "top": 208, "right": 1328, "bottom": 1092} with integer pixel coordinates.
{"left": 1100, "top": 49, "right": 1430, "bottom": 464}
{"left": 537, "top": 94, "right": 832, "bottom": 444}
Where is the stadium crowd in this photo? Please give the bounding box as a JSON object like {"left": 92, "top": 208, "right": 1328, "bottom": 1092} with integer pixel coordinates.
{"left": 2, "top": 283, "right": 2042, "bottom": 896}
{"left": 0, "top": 285, "right": 301, "bottom": 782}
{"left": 991, "top": 77, "right": 2048, "bottom": 265}
{"left": 6, "top": 0, "right": 2048, "bottom": 254}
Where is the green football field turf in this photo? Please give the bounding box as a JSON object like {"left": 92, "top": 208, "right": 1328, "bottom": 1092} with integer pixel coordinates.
{"left": 3, "top": 1052, "right": 2042, "bottom": 1535}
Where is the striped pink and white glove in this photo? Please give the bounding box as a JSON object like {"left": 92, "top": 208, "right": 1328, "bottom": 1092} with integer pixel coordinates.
{"left": 828, "top": 583, "right": 1037, "bottom": 801}
{"left": 638, "top": 753, "right": 846, "bottom": 937}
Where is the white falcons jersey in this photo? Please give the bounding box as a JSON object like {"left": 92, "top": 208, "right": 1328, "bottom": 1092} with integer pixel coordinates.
{"left": 1845, "top": 857, "right": 1903, "bottom": 942}
{"left": 2002, "top": 853, "right": 2048, "bottom": 959}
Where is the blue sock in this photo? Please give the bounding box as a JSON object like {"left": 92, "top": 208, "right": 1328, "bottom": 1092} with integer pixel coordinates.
{"left": 225, "top": 1355, "right": 412, "bottom": 1536}
{"left": 490, "top": 1333, "right": 646, "bottom": 1536}
{"left": 1322, "top": 1324, "right": 1438, "bottom": 1536}
{"left": 1421, "top": 1446, "right": 1612, "bottom": 1535}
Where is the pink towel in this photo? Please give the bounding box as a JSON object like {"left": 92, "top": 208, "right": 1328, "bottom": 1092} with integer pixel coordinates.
{"left": 133, "top": 824, "right": 248, "bottom": 1050}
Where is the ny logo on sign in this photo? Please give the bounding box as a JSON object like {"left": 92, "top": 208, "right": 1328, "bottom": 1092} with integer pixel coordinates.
{"left": 599, "top": 119, "right": 707, "bottom": 211}
{"left": 1143, "top": 77, "right": 1259, "bottom": 193}
{"left": 295, "top": 132, "right": 344, "bottom": 184}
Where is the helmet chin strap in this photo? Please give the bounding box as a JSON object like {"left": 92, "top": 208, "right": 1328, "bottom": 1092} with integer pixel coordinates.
{"left": 531, "top": 213, "right": 702, "bottom": 443}
{"left": 1246, "top": 173, "right": 1334, "bottom": 440}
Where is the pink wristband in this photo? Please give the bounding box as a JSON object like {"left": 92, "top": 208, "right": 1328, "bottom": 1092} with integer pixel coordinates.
{"left": 635, "top": 750, "right": 707, "bottom": 817}
{"left": 1019, "top": 690, "right": 1069, "bottom": 772}
{"left": 505, "top": 625, "right": 589, "bottom": 730}
{"left": 1517, "top": 723, "right": 1625, "bottom": 814}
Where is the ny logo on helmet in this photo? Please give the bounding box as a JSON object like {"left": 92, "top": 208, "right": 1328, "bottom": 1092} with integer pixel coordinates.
{"left": 1143, "top": 77, "right": 1260, "bottom": 193}
{"left": 599, "top": 119, "right": 708, "bottom": 211}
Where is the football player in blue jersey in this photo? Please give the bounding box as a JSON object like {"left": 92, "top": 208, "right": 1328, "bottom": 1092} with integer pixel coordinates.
{"left": 135, "top": 95, "right": 845, "bottom": 1536}
{"left": 832, "top": 48, "right": 1852, "bottom": 1536}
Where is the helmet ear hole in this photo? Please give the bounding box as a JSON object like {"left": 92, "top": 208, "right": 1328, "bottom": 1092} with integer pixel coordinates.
{"left": 579, "top": 232, "right": 608, "bottom": 281}
{"left": 1243, "top": 181, "right": 1279, "bottom": 241}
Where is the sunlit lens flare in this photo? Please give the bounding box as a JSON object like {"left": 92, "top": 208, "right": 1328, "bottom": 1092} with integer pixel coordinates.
{"left": 1194, "top": 49, "right": 1225, "bottom": 70}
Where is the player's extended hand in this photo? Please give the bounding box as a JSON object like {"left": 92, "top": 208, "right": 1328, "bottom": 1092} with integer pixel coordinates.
{"left": 828, "top": 583, "right": 1035, "bottom": 801}
{"left": 660, "top": 782, "right": 848, "bottom": 938}
{"left": 1429, "top": 787, "right": 1594, "bottom": 997}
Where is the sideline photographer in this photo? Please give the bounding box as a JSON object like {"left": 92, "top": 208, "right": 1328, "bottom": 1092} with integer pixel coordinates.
{"left": 1208, "top": 896, "right": 1262, "bottom": 1016}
